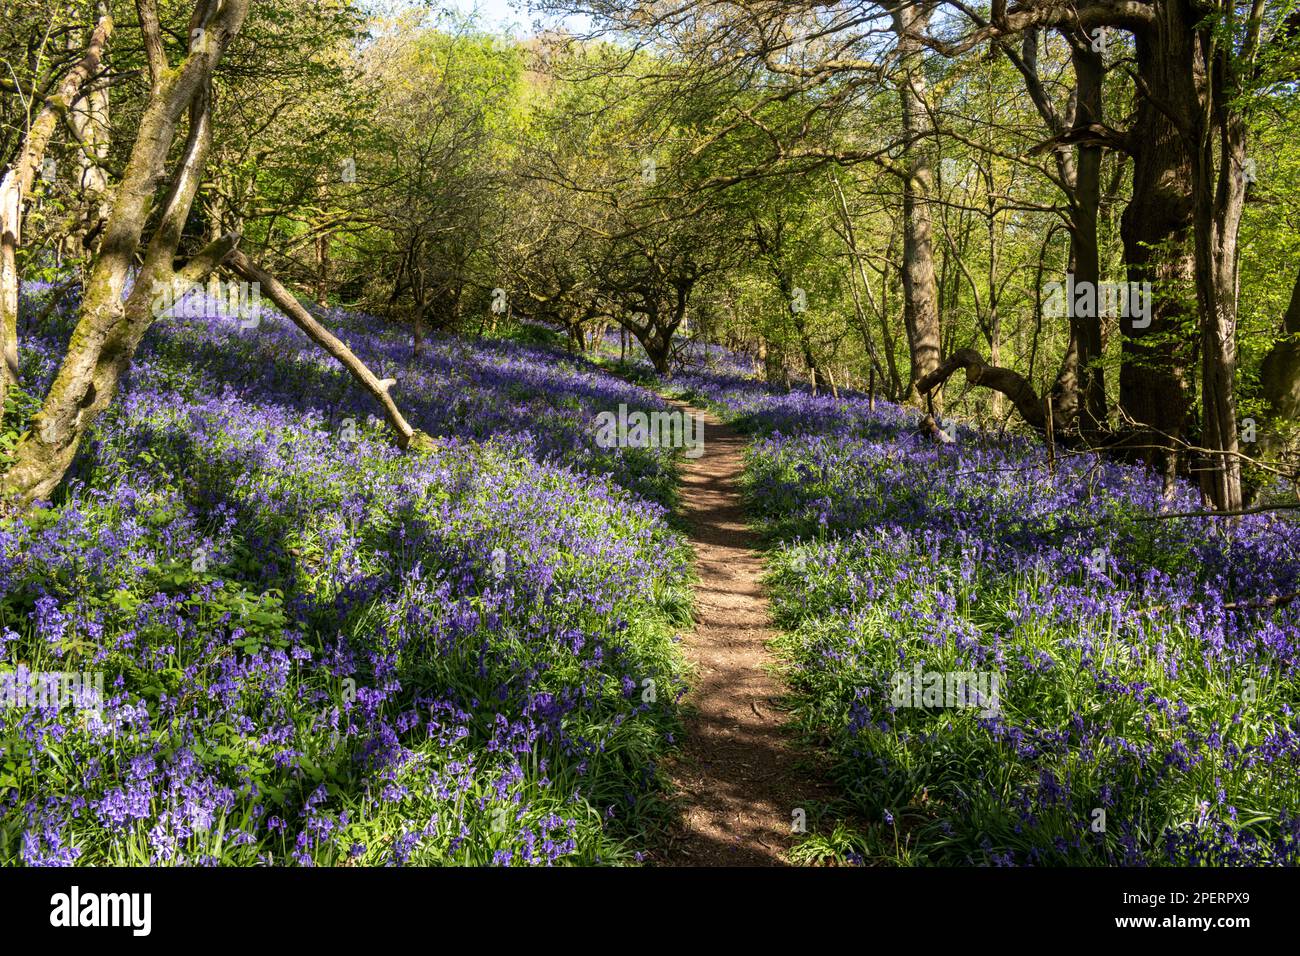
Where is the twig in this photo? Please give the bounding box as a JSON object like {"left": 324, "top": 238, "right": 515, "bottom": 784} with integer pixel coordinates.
{"left": 1045, "top": 502, "right": 1300, "bottom": 534}
{"left": 1141, "top": 590, "right": 1300, "bottom": 616}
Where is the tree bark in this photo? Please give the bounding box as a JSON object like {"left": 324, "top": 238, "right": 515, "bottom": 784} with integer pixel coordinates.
{"left": 1, "top": 1, "right": 248, "bottom": 510}
{"left": 890, "top": 1, "right": 943, "bottom": 403}
{"left": 1118, "top": 23, "right": 1196, "bottom": 489}
{"left": 1185, "top": 3, "right": 1260, "bottom": 512}
{"left": 1258, "top": 266, "right": 1300, "bottom": 471}
{"left": 0, "top": 14, "right": 113, "bottom": 414}
{"left": 225, "top": 250, "right": 432, "bottom": 453}
{"left": 66, "top": 2, "right": 113, "bottom": 255}
{"left": 1068, "top": 38, "right": 1108, "bottom": 435}
{"left": 917, "top": 348, "right": 1047, "bottom": 431}
{"left": 314, "top": 232, "right": 331, "bottom": 308}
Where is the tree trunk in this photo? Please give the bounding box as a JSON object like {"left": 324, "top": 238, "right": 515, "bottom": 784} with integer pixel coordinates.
{"left": 891, "top": 1, "right": 943, "bottom": 403}
{"left": 1068, "top": 39, "right": 1108, "bottom": 435}
{"left": 0, "top": 1, "right": 248, "bottom": 511}
{"left": 762, "top": 337, "right": 790, "bottom": 389}
{"left": 1190, "top": 81, "right": 1245, "bottom": 510}
{"left": 1258, "top": 266, "right": 1300, "bottom": 471}
{"left": 831, "top": 173, "right": 891, "bottom": 393}
{"left": 1116, "top": 0, "right": 1247, "bottom": 511}
{"left": 314, "top": 231, "right": 331, "bottom": 308}
{"left": 1118, "top": 23, "right": 1196, "bottom": 489}
{"left": 0, "top": 14, "right": 113, "bottom": 415}
{"left": 67, "top": 2, "right": 113, "bottom": 255}
{"left": 1182, "top": 2, "right": 1265, "bottom": 513}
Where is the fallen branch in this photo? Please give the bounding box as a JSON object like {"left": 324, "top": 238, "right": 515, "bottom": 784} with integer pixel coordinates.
{"left": 1141, "top": 590, "right": 1300, "bottom": 616}
{"left": 224, "top": 250, "right": 434, "bottom": 453}
{"left": 1046, "top": 502, "right": 1300, "bottom": 533}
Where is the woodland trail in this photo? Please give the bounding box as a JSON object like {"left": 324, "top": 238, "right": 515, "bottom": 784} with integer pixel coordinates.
{"left": 656, "top": 398, "right": 829, "bottom": 866}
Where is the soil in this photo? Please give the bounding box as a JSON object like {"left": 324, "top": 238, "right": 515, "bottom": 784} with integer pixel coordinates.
{"left": 656, "top": 398, "right": 830, "bottom": 866}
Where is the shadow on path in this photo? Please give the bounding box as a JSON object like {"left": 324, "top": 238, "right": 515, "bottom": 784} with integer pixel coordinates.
{"left": 657, "top": 399, "right": 831, "bottom": 866}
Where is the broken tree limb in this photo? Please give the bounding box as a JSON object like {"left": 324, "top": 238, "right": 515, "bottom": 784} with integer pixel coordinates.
{"left": 224, "top": 250, "right": 434, "bottom": 454}
{"left": 1140, "top": 589, "right": 1300, "bottom": 617}
{"left": 916, "top": 347, "right": 1048, "bottom": 431}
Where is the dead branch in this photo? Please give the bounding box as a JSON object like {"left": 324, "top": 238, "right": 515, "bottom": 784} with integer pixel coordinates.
{"left": 224, "top": 250, "right": 435, "bottom": 454}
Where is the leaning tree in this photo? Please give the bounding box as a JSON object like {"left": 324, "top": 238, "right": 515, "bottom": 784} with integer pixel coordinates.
{"left": 1, "top": 0, "right": 432, "bottom": 512}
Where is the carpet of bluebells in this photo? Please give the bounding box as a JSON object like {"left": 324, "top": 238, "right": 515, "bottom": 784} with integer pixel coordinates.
{"left": 673, "top": 367, "right": 1300, "bottom": 866}
{"left": 0, "top": 285, "right": 691, "bottom": 865}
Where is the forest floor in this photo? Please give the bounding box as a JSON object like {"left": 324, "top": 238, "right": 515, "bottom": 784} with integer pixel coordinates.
{"left": 655, "top": 398, "right": 829, "bottom": 866}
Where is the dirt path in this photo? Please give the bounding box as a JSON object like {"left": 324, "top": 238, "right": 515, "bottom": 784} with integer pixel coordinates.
{"left": 658, "top": 399, "right": 826, "bottom": 866}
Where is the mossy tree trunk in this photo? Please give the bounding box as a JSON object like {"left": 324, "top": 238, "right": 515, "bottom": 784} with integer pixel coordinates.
{"left": 0, "top": 0, "right": 250, "bottom": 511}
{"left": 0, "top": 14, "right": 113, "bottom": 418}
